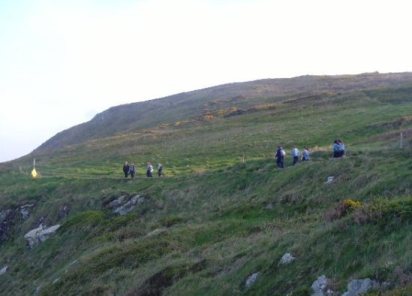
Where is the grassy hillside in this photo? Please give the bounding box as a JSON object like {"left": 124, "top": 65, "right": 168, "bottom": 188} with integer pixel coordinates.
{"left": 0, "top": 73, "right": 412, "bottom": 295}
{"left": 35, "top": 72, "right": 412, "bottom": 151}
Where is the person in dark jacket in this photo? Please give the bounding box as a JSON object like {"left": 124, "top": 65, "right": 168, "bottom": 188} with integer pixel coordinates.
{"left": 123, "top": 161, "right": 130, "bottom": 178}
{"left": 275, "top": 146, "right": 285, "bottom": 168}
{"left": 332, "top": 140, "right": 340, "bottom": 158}
{"left": 157, "top": 163, "right": 163, "bottom": 177}
{"left": 129, "top": 164, "right": 136, "bottom": 178}
{"left": 333, "top": 139, "right": 346, "bottom": 158}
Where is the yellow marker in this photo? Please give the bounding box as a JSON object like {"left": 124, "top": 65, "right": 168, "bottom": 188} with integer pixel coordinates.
{"left": 31, "top": 168, "right": 38, "bottom": 178}
{"left": 31, "top": 158, "right": 39, "bottom": 178}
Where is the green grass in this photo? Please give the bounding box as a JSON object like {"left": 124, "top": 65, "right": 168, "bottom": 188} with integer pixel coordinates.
{"left": 1, "top": 74, "right": 412, "bottom": 295}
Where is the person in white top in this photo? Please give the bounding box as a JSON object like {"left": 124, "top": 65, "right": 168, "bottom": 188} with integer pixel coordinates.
{"left": 302, "top": 147, "right": 310, "bottom": 161}
{"left": 291, "top": 146, "right": 300, "bottom": 165}
{"left": 146, "top": 162, "right": 154, "bottom": 177}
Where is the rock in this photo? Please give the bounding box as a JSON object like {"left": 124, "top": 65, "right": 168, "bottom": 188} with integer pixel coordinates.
{"left": 112, "top": 195, "right": 145, "bottom": 215}
{"left": 19, "top": 204, "right": 34, "bottom": 220}
{"left": 24, "top": 224, "right": 61, "bottom": 248}
{"left": 342, "top": 278, "right": 380, "bottom": 296}
{"left": 109, "top": 195, "right": 126, "bottom": 208}
{"left": 0, "top": 209, "right": 11, "bottom": 222}
{"left": 0, "top": 209, "right": 16, "bottom": 243}
{"left": 311, "top": 275, "right": 328, "bottom": 296}
{"left": 0, "top": 265, "right": 8, "bottom": 275}
{"left": 58, "top": 204, "right": 70, "bottom": 219}
{"left": 245, "top": 272, "right": 260, "bottom": 289}
{"left": 69, "top": 259, "right": 78, "bottom": 266}
{"left": 279, "top": 252, "right": 296, "bottom": 265}
{"left": 265, "top": 203, "right": 274, "bottom": 210}
{"left": 146, "top": 228, "right": 167, "bottom": 237}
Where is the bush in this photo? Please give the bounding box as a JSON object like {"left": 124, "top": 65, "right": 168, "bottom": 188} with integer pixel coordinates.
{"left": 353, "top": 197, "right": 412, "bottom": 225}
{"left": 325, "top": 199, "right": 362, "bottom": 222}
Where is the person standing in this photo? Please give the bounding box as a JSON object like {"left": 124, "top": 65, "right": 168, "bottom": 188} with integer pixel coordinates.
{"left": 146, "top": 162, "right": 153, "bottom": 177}
{"left": 291, "top": 146, "right": 300, "bottom": 165}
{"left": 332, "top": 140, "right": 340, "bottom": 158}
{"left": 333, "top": 139, "right": 345, "bottom": 158}
{"left": 275, "top": 146, "right": 285, "bottom": 168}
{"left": 302, "top": 147, "right": 310, "bottom": 161}
{"left": 157, "top": 163, "right": 163, "bottom": 177}
{"left": 129, "top": 163, "right": 136, "bottom": 178}
{"left": 123, "top": 161, "right": 130, "bottom": 178}
{"left": 337, "top": 139, "right": 345, "bottom": 157}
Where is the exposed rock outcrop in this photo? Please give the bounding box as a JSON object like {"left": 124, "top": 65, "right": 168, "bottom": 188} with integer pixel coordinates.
{"left": 1, "top": 203, "right": 36, "bottom": 244}
{"left": 24, "top": 224, "right": 60, "bottom": 248}
{"left": 0, "top": 265, "right": 8, "bottom": 275}
{"left": 245, "top": 272, "right": 260, "bottom": 289}
{"left": 106, "top": 194, "right": 146, "bottom": 215}
{"left": 342, "top": 278, "right": 380, "bottom": 296}
{"left": 279, "top": 252, "right": 295, "bottom": 265}
{"left": 20, "top": 204, "right": 34, "bottom": 220}
{"left": 311, "top": 275, "right": 335, "bottom": 296}
{"left": 0, "top": 209, "right": 15, "bottom": 243}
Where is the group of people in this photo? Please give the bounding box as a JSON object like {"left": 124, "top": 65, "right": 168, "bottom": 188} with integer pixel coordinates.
{"left": 275, "top": 139, "right": 346, "bottom": 168}
{"left": 122, "top": 162, "right": 136, "bottom": 178}
{"left": 122, "top": 161, "right": 163, "bottom": 178}
{"left": 275, "top": 146, "right": 310, "bottom": 168}
{"left": 122, "top": 140, "right": 346, "bottom": 176}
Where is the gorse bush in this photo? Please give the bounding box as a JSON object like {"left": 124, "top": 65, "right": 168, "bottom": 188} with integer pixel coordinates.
{"left": 353, "top": 196, "right": 412, "bottom": 225}
{"left": 343, "top": 198, "right": 362, "bottom": 209}
{"left": 325, "top": 199, "right": 362, "bottom": 222}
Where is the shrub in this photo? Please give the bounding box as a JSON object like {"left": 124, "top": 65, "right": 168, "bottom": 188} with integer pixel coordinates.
{"left": 342, "top": 199, "right": 362, "bottom": 209}
{"left": 325, "top": 199, "right": 362, "bottom": 221}
{"left": 353, "top": 196, "right": 412, "bottom": 225}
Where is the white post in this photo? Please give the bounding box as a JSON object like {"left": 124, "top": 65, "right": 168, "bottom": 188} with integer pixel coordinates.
{"left": 33, "top": 158, "right": 36, "bottom": 168}
{"left": 400, "top": 132, "right": 403, "bottom": 149}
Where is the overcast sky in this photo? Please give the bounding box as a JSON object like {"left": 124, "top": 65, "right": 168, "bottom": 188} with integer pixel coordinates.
{"left": 1, "top": 0, "right": 412, "bottom": 162}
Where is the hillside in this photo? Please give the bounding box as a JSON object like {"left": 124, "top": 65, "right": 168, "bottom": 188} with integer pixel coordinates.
{"left": 0, "top": 72, "right": 412, "bottom": 295}
{"left": 35, "top": 72, "right": 412, "bottom": 152}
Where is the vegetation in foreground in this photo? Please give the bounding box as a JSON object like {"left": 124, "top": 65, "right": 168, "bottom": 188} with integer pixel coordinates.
{"left": 0, "top": 73, "right": 411, "bottom": 295}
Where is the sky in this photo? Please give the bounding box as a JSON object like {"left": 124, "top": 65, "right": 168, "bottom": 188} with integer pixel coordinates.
{"left": 1, "top": 0, "right": 412, "bottom": 162}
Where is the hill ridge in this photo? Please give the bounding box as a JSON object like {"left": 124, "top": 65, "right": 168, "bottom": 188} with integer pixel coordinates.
{"left": 35, "top": 72, "right": 412, "bottom": 154}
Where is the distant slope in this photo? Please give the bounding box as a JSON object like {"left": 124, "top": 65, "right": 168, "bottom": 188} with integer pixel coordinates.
{"left": 35, "top": 72, "right": 412, "bottom": 153}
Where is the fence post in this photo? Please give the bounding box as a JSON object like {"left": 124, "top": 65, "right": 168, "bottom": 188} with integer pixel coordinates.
{"left": 400, "top": 132, "right": 403, "bottom": 149}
